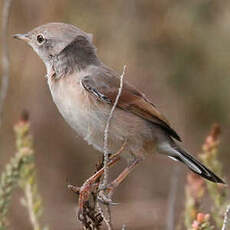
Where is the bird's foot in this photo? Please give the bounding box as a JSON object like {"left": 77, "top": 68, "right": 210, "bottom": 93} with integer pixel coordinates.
{"left": 97, "top": 184, "right": 118, "bottom": 206}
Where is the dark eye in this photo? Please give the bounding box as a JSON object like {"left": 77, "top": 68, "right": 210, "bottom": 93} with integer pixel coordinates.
{"left": 37, "top": 34, "right": 45, "bottom": 44}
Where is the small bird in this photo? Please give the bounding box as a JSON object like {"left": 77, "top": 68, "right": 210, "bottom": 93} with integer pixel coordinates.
{"left": 14, "top": 23, "right": 224, "bottom": 197}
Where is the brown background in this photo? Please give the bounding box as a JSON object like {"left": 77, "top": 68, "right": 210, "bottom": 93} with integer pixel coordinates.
{"left": 0, "top": 0, "right": 229, "bottom": 229}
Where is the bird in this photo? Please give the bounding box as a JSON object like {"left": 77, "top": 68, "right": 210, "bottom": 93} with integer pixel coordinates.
{"left": 13, "top": 22, "right": 225, "bottom": 207}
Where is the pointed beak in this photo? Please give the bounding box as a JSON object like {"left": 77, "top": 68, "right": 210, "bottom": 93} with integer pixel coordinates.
{"left": 13, "top": 33, "right": 30, "bottom": 42}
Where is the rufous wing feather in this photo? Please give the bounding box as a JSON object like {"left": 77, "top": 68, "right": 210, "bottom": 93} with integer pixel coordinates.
{"left": 81, "top": 73, "right": 181, "bottom": 141}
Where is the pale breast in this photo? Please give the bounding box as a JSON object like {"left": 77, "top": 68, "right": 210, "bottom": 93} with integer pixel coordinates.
{"left": 47, "top": 73, "right": 116, "bottom": 152}
{"left": 48, "top": 74, "right": 92, "bottom": 137}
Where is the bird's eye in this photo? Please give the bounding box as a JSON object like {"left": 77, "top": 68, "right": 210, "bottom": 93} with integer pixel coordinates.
{"left": 36, "top": 34, "right": 45, "bottom": 44}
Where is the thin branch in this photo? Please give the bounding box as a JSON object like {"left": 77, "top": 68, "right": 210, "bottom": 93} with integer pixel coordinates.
{"left": 101, "top": 65, "right": 126, "bottom": 188}
{"left": 98, "top": 65, "right": 126, "bottom": 230}
{"left": 166, "top": 165, "right": 180, "bottom": 230}
{"left": 222, "top": 205, "right": 230, "bottom": 230}
{"left": 0, "top": 0, "right": 13, "bottom": 127}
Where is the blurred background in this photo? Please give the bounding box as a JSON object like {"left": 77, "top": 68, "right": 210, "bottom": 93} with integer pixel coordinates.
{"left": 0, "top": 0, "right": 230, "bottom": 229}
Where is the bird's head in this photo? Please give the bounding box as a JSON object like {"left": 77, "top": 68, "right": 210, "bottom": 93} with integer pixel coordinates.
{"left": 14, "top": 22, "right": 97, "bottom": 74}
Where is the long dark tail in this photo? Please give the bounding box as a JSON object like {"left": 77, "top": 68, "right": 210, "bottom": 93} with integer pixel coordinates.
{"left": 158, "top": 143, "right": 225, "bottom": 184}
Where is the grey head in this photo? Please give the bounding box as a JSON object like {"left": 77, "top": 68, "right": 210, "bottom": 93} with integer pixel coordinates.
{"left": 14, "top": 23, "right": 100, "bottom": 77}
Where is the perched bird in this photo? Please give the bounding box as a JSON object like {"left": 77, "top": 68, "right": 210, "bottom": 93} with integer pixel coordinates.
{"left": 14, "top": 23, "right": 224, "bottom": 197}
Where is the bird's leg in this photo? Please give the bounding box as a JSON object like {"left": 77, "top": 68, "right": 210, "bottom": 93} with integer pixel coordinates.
{"left": 110, "top": 158, "right": 142, "bottom": 191}
{"left": 77, "top": 142, "right": 127, "bottom": 221}
{"left": 98, "top": 157, "right": 143, "bottom": 204}
{"left": 77, "top": 155, "right": 119, "bottom": 221}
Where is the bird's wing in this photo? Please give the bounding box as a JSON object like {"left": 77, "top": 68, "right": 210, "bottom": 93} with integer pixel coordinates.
{"left": 81, "top": 71, "right": 181, "bottom": 141}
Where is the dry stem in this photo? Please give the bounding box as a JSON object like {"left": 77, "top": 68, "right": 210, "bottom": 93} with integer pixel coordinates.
{"left": 101, "top": 65, "right": 126, "bottom": 188}
{"left": 98, "top": 65, "right": 126, "bottom": 230}
{"left": 0, "top": 0, "right": 13, "bottom": 127}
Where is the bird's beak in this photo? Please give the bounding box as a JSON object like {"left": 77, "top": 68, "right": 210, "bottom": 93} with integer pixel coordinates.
{"left": 13, "top": 33, "right": 30, "bottom": 42}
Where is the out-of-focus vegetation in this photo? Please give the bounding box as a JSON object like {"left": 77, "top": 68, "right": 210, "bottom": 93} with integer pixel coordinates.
{"left": 184, "top": 124, "right": 228, "bottom": 230}
{"left": 0, "top": 119, "right": 228, "bottom": 230}
{"left": 0, "top": 114, "right": 46, "bottom": 230}
{"left": 0, "top": 0, "right": 229, "bottom": 229}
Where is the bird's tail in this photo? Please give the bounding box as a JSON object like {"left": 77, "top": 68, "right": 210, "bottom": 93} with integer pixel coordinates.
{"left": 158, "top": 142, "right": 225, "bottom": 184}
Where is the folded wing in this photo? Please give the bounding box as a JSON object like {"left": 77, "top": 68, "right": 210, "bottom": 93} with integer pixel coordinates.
{"left": 81, "top": 70, "right": 181, "bottom": 142}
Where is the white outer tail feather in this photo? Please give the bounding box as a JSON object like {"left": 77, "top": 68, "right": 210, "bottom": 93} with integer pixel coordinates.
{"left": 158, "top": 143, "right": 202, "bottom": 174}
{"left": 157, "top": 142, "right": 225, "bottom": 184}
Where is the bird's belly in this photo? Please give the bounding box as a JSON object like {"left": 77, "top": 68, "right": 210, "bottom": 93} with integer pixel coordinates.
{"left": 48, "top": 77, "right": 156, "bottom": 156}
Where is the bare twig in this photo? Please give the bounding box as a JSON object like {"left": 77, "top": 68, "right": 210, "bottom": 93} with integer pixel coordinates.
{"left": 97, "top": 65, "right": 126, "bottom": 230}
{"left": 0, "top": 0, "right": 13, "bottom": 127}
{"left": 101, "top": 65, "right": 126, "bottom": 188}
{"left": 166, "top": 165, "right": 180, "bottom": 230}
{"left": 222, "top": 205, "right": 230, "bottom": 230}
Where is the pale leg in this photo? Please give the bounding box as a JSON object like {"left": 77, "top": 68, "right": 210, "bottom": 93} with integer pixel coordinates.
{"left": 107, "top": 158, "right": 143, "bottom": 196}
